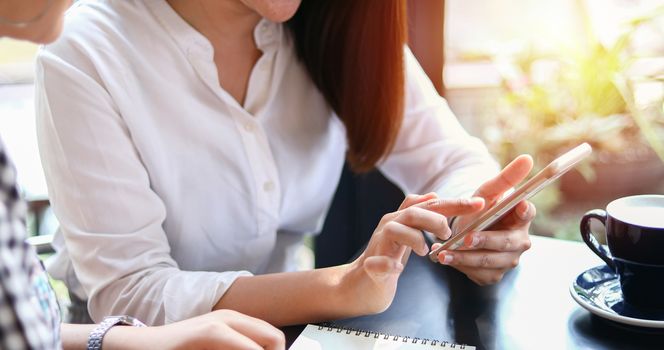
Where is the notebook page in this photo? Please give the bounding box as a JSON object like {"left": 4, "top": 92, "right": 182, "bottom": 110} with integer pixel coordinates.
{"left": 290, "top": 324, "right": 475, "bottom": 350}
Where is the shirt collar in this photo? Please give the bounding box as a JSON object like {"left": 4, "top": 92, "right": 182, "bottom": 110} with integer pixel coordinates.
{"left": 253, "top": 18, "right": 282, "bottom": 52}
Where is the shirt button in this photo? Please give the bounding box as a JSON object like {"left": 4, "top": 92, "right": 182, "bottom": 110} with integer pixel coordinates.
{"left": 263, "top": 181, "right": 275, "bottom": 192}
{"left": 244, "top": 122, "right": 255, "bottom": 132}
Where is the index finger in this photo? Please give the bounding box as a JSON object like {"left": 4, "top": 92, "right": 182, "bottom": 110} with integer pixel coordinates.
{"left": 414, "top": 197, "right": 485, "bottom": 217}
{"left": 398, "top": 192, "right": 438, "bottom": 210}
{"left": 475, "top": 154, "right": 533, "bottom": 201}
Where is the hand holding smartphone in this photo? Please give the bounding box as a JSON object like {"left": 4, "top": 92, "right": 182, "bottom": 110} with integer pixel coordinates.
{"left": 428, "top": 143, "right": 593, "bottom": 263}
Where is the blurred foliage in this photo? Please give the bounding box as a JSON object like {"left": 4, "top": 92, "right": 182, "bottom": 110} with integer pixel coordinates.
{"left": 484, "top": 3, "right": 664, "bottom": 240}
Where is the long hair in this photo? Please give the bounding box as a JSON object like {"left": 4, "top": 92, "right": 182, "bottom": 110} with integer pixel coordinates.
{"left": 287, "top": 0, "right": 407, "bottom": 172}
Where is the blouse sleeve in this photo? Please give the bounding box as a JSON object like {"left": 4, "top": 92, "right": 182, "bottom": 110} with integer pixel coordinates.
{"left": 379, "top": 48, "right": 499, "bottom": 199}
{"left": 35, "top": 46, "right": 250, "bottom": 325}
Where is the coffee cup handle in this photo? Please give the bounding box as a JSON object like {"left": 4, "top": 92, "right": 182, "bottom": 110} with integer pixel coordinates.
{"left": 580, "top": 209, "right": 615, "bottom": 270}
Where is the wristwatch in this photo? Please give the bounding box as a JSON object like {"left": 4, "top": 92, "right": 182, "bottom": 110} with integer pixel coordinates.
{"left": 87, "top": 315, "right": 147, "bottom": 350}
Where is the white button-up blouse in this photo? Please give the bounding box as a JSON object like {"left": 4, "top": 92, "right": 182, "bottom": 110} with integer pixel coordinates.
{"left": 36, "top": 0, "right": 498, "bottom": 325}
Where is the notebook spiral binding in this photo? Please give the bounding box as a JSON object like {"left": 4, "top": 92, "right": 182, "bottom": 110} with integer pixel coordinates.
{"left": 317, "top": 323, "right": 468, "bottom": 349}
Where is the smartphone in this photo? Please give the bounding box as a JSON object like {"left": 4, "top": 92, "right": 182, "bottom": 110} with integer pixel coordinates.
{"left": 428, "top": 142, "right": 592, "bottom": 262}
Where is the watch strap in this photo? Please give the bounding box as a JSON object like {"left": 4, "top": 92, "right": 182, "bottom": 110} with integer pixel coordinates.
{"left": 87, "top": 315, "right": 146, "bottom": 350}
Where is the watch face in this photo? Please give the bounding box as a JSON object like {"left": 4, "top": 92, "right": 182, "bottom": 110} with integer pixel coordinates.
{"left": 116, "top": 315, "right": 147, "bottom": 327}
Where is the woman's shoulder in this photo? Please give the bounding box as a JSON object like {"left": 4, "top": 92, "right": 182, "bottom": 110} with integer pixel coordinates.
{"left": 41, "top": 0, "right": 162, "bottom": 62}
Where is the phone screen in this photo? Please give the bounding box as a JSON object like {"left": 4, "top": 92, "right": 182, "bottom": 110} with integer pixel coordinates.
{"left": 428, "top": 143, "right": 592, "bottom": 262}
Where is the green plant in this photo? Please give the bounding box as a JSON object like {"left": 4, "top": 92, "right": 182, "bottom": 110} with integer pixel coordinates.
{"left": 484, "top": 3, "right": 664, "bottom": 239}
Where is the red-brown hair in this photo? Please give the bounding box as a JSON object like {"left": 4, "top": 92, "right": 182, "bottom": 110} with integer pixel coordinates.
{"left": 287, "top": 0, "right": 407, "bottom": 172}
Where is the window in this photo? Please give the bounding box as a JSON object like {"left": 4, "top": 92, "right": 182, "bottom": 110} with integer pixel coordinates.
{"left": 444, "top": 0, "right": 664, "bottom": 240}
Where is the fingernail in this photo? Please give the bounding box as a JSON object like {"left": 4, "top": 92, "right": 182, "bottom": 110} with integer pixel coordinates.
{"left": 439, "top": 252, "right": 454, "bottom": 265}
{"left": 465, "top": 234, "right": 480, "bottom": 248}
{"left": 470, "top": 197, "right": 485, "bottom": 204}
{"left": 518, "top": 204, "right": 530, "bottom": 220}
{"left": 464, "top": 234, "right": 473, "bottom": 247}
{"left": 443, "top": 225, "right": 452, "bottom": 239}
{"left": 420, "top": 243, "right": 430, "bottom": 256}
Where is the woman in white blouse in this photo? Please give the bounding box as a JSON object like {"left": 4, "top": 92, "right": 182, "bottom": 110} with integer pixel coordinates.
{"left": 3, "top": 1, "right": 285, "bottom": 349}
{"left": 36, "top": 0, "right": 536, "bottom": 326}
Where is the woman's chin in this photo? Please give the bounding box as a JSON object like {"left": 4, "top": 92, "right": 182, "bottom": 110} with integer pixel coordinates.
{"left": 257, "top": 0, "right": 302, "bottom": 23}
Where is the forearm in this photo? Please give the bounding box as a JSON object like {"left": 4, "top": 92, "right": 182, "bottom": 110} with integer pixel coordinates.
{"left": 214, "top": 264, "right": 365, "bottom": 326}
{"left": 61, "top": 324, "right": 95, "bottom": 350}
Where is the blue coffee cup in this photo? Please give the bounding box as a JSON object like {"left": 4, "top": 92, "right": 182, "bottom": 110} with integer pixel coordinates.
{"left": 580, "top": 195, "right": 664, "bottom": 309}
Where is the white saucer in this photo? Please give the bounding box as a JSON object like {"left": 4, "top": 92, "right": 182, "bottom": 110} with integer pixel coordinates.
{"left": 569, "top": 265, "right": 664, "bottom": 329}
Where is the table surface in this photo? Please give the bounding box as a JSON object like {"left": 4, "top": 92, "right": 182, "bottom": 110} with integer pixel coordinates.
{"left": 284, "top": 235, "right": 664, "bottom": 349}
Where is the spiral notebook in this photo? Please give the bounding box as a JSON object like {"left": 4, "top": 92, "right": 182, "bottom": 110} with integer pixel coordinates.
{"left": 290, "top": 324, "right": 476, "bottom": 349}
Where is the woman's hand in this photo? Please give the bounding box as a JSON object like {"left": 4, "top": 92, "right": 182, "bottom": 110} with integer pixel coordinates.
{"left": 155, "top": 310, "right": 285, "bottom": 350}
{"left": 432, "top": 155, "right": 536, "bottom": 286}
{"left": 342, "top": 193, "right": 485, "bottom": 314}
{"left": 101, "top": 310, "right": 285, "bottom": 350}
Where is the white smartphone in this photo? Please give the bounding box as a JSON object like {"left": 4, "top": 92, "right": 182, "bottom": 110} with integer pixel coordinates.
{"left": 428, "top": 142, "right": 592, "bottom": 262}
